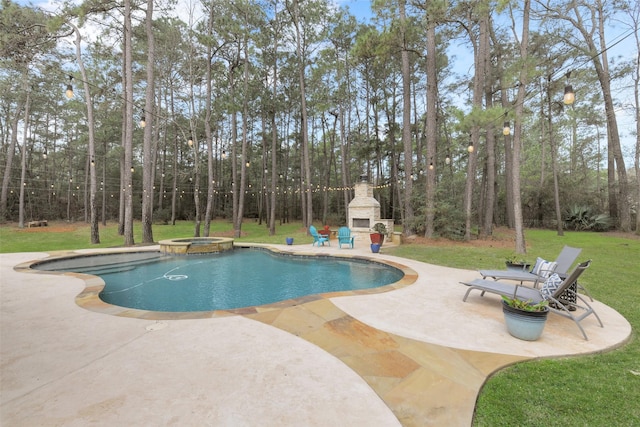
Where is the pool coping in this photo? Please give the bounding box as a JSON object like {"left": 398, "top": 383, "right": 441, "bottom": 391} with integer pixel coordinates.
{"left": 15, "top": 243, "right": 418, "bottom": 321}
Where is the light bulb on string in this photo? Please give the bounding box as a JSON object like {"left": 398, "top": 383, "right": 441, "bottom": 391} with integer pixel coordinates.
{"left": 503, "top": 121, "right": 511, "bottom": 136}
{"left": 65, "top": 75, "right": 74, "bottom": 99}
{"left": 563, "top": 71, "right": 575, "bottom": 105}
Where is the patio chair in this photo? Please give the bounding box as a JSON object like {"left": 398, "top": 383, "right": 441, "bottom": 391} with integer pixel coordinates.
{"left": 309, "top": 225, "right": 330, "bottom": 247}
{"left": 479, "top": 245, "right": 594, "bottom": 301}
{"left": 461, "top": 260, "right": 603, "bottom": 340}
{"left": 479, "top": 246, "right": 582, "bottom": 284}
{"left": 337, "top": 226, "right": 355, "bottom": 248}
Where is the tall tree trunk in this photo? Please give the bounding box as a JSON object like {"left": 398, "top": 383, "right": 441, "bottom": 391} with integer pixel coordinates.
{"left": 1, "top": 89, "right": 24, "bottom": 221}
{"left": 234, "top": 38, "right": 250, "bottom": 238}
{"left": 189, "top": 70, "right": 201, "bottom": 237}
{"left": 268, "top": 8, "right": 279, "bottom": 236}
{"left": 290, "top": 0, "right": 312, "bottom": 228}
{"left": 230, "top": 63, "right": 239, "bottom": 233}
{"left": 462, "top": 8, "right": 485, "bottom": 241}
{"left": 633, "top": 6, "right": 640, "bottom": 234}
{"left": 69, "top": 23, "right": 100, "bottom": 244}
{"left": 424, "top": 8, "right": 437, "bottom": 238}
{"left": 511, "top": 0, "right": 531, "bottom": 254}
{"left": 141, "top": 0, "right": 155, "bottom": 243}
{"left": 102, "top": 139, "right": 107, "bottom": 226}
{"left": 547, "top": 76, "right": 564, "bottom": 236}
{"left": 594, "top": 2, "right": 630, "bottom": 231}
{"left": 498, "top": 54, "right": 515, "bottom": 229}
{"left": 123, "top": 0, "right": 135, "bottom": 246}
{"left": 171, "top": 136, "right": 178, "bottom": 225}
{"left": 203, "top": 3, "right": 215, "bottom": 237}
{"left": 339, "top": 105, "right": 350, "bottom": 223}
{"left": 269, "top": 44, "right": 278, "bottom": 235}
{"left": 118, "top": 56, "right": 126, "bottom": 236}
{"left": 480, "top": 12, "right": 494, "bottom": 238}
{"left": 399, "top": 0, "right": 414, "bottom": 235}
{"left": 18, "top": 90, "right": 30, "bottom": 228}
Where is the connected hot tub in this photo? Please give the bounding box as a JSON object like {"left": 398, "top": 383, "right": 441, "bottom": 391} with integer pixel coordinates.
{"left": 158, "top": 237, "right": 234, "bottom": 255}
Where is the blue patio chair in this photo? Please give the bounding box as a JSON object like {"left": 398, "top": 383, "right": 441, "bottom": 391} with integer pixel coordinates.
{"left": 337, "top": 226, "right": 354, "bottom": 248}
{"left": 309, "top": 225, "right": 330, "bottom": 247}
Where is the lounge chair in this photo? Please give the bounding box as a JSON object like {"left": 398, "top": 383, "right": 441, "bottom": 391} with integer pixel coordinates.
{"left": 479, "top": 245, "right": 594, "bottom": 301}
{"left": 337, "top": 226, "right": 355, "bottom": 248}
{"left": 309, "top": 225, "right": 330, "bottom": 247}
{"left": 479, "top": 246, "right": 582, "bottom": 285}
{"left": 462, "top": 260, "right": 603, "bottom": 340}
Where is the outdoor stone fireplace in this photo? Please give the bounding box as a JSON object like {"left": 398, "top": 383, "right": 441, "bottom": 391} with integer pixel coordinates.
{"left": 348, "top": 175, "right": 394, "bottom": 240}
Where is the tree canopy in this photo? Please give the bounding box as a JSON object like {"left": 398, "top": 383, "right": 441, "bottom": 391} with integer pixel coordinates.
{"left": 1, "top": 0, "right": 639, "bottom": 245}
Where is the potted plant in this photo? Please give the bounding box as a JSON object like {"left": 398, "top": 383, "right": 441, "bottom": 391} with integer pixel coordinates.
{"left": 501, "top": 296, "right": 549, "bottom": 341}
{"left": 370, "top": 222, "right": 387, "bottom": 245}
{"left": 505, "top": 254, "right": 531, "bottom": 271}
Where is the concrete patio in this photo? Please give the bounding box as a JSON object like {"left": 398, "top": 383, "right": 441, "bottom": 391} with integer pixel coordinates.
{"left": 0, "top": 242, "right": 631, "bottom": 426}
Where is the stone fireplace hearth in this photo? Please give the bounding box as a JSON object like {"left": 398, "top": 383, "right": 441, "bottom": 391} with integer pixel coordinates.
{"left": 348, "top": 176, "right": 393, "bottom": 241}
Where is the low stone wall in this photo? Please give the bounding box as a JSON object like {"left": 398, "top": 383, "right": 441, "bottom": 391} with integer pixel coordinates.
{"left": 159, "top": 237, "right": 234, "bottom": 255}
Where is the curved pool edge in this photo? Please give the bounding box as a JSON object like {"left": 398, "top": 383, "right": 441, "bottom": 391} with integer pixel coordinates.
{"left": 16, "top": 243, "right": 418, "bottom": 321}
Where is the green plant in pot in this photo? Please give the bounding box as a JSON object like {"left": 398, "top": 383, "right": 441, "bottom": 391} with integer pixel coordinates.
{"left": 501, "top": 296, "right": 549, "bottom": 341}
{"left": 370, "top": 222, "right": 387, "bottom": 245}
{"left": 505, "top": 253, "right": 530, "bottom": 271}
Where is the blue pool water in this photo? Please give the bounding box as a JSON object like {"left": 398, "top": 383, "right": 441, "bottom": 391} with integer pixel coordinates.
{"left": 90, "top": 249, "right": 403, "bottom": 312}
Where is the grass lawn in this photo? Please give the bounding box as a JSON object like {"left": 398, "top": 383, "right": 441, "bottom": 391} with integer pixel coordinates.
{"left": 1, "top": 221, "right": 638, "bottom": 425}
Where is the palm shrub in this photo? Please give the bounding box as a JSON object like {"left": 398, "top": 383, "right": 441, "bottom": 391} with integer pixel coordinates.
{"left": 563, "top": 205, "right": 612, "bottom": 231}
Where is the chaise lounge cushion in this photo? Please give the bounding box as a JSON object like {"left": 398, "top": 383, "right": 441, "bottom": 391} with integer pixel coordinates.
{"left": 532, "top": 257, "right": 557, "bottom": 278}
{"left": 541, "top": 273, "right": 563, "bottom": 299}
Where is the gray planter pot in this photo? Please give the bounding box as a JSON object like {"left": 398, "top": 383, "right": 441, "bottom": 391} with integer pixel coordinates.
{"left": 502, "top": 300, "right": 549, "bottom": 341}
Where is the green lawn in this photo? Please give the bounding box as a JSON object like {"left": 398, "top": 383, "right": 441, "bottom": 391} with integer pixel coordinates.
{"left": 0, "top": 220, "right": 314, "bottom": 253}
{"left": 1, "top": 221, "right": 638, "bottom": 425}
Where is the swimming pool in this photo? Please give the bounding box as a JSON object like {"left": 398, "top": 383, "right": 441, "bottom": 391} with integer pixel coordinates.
{"left": 34, "top": 248, "right": 405, "bottom": 312}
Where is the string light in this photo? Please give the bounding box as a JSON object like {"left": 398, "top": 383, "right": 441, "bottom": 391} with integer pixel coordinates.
{"left": 65, "top": 75, "right": 74, "bottom": 99}
{"left": 502, "top": 121, "right": 511, "bottom": 136}
{"left": 563, "top": 71, "right": 575, "bottom": 105}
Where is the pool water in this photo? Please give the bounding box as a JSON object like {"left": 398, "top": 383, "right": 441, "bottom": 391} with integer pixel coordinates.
{"left": 94, "top": 249, "right": 403, "bottom": 312}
